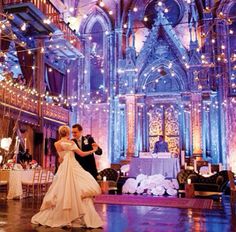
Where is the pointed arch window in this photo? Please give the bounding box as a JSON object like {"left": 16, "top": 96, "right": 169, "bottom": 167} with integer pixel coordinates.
{"left": 80, "top": 6, "right": 112, "bottom": 102}
{"left": 90, "top": 21, "right": 104, "bottom": 93}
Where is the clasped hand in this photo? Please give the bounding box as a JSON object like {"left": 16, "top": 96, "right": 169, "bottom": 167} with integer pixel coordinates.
{"left": 92, "top": 143, "right": 98, "bottom": 152}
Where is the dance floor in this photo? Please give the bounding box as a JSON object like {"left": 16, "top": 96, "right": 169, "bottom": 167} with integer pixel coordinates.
{"left": 0, "top": 195, "right": 235, "bottom": 232}
{"left": 94, "top": 194, "right": 213, "bottom": 209}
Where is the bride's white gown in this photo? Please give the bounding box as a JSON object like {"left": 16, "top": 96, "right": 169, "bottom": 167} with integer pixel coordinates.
{"left": 31, "top": 141, "right": 103, "bottom": 228}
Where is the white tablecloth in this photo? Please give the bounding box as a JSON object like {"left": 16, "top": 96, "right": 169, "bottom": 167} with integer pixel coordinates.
{"left": 7, "top": 170, "right": 35, "bottom": 199}
{"left": 129, "top": 158, "right": 180, "bottom": 178}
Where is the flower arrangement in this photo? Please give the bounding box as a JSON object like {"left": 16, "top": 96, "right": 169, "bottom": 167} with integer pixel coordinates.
{"left": 122, "top": 174, "right": 179, "bottom": 196}
{"left": 2, "top": 159, "right": 40, "bottom": 170}
{"left": 29, "top": 160, "right": 39, "bottom": 169}
{"left": 2, "top": 159, "right": 15, "bottom": 169}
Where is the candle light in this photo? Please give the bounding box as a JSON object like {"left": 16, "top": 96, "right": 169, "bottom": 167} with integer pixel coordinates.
{"left": 194, "top": 159, "right": 197, "bottom": 172}
{"left": 181, "top": 150, "right": 185, "bottom": 166}
{"left": 184, "top": 162, "right": 187, "bottom": 169}
{"left": 187, "top": 178, "right": 191, "bottom": 184}
{"left": 103, "top": 176, "right": 107, "bottom": 181}
{"left": 208, "top": 163, "right": 212, "bottom": 174}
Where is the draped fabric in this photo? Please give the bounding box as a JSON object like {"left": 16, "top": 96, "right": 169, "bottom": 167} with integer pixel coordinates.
{"left": 46, "top": 65, "right": 64, "bottom": 96}
{"left": 16, "top": 46, "right": 34, "bottom": 86}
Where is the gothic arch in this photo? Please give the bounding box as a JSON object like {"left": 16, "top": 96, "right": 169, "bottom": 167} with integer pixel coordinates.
{"left": 80, "top": 6, "right": 113, "bottom": 34}
{"left": 216, "top": 0, "right": 235, "bottom": 15}
{"left": 79, "top": 6, "right": 113, "bottom": 96}
{"left": 138, "top": 59, "right": 188, "bottom": 93}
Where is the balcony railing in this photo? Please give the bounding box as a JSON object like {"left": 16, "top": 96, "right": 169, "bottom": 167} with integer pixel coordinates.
{"left": 43, "top": 103, "right": 69, "bottom": 123}
{"left": 0, "top": 82, "right": 38, "bottom": 114}
{"left": 3, "top": 0, "right": 80, "bottom": 49}
{"left": 0, "top": 82, "right": 69, "bottom": 123}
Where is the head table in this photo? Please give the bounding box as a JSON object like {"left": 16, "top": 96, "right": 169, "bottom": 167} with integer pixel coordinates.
{"left": 128, "top": 157, "right": 180, "bottom": 179}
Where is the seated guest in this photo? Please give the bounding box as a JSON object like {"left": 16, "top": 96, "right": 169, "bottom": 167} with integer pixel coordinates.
{"left": 154, "top": 135, "right": 169, "bottom": 153}
{"left": 17, "top": 74, "right": 26, "bottom": 85}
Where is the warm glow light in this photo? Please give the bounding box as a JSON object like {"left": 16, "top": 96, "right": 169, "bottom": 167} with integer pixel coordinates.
{"left": 21, "top": 23, "right": 26, "bottom": 31}
{"left": 69, "top": 7, "right": 74, "bottom": 13}
{"left": 0, "top": 138, "right": 12, "bottom": 151}
{"left": 99, "top": 1, "right": 105, "bottom": 7}
{"left": 43, "top": 18, "right": 51, "bottom": 24}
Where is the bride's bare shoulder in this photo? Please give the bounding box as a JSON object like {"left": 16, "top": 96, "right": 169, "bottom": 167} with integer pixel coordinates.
{"left": 54, "top": 141, "right": 60, "bottom": 148}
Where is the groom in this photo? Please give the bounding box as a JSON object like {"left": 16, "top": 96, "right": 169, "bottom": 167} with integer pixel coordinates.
{"left": 72, "top": 123, "right": 102, "bottom": 179}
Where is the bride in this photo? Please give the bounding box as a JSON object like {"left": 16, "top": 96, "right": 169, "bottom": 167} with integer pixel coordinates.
{"left": 31, "top": 125, "right": 103, "bottom": 228}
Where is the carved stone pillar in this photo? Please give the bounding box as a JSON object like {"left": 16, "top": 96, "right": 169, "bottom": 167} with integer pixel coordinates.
{"left": 136, "top": 103, "right": 143, "bottom": 156}
{"left": 202, "top": 100, "right": 211, "bottom": 160}
{"left": 135, "top": 95, "right": 147, "bottom": 155}
{"left": 126, "top": 94, "right": 136, "bottom": 160}
{"left": 182, "top": 104, "right": 191, "bottom": 156}
{"left": 191, "top": 92, "right": 202, "bottom": 159}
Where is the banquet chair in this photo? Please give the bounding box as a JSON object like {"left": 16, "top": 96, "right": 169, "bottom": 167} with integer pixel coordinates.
{"left": 196, "top": 160, "right": 208, "bottom": 173}
{"left": 183, "top": 157, "right": 194, "bottom": 170}
{"left": 0, "top": 170, "right": 10, "bottom": 198}
{"left": 227, "top": 171, "right": 236, "bottom": 206}
{"left": 45, "top": 168, "right": 54, "bottom": 191}
{"left": 39, "top": 169, "right": 48, "bottom": 196}
{"left": 211, "top": 164, "right": 221, "bottom": 173}
{"left": 97, "top": 168, "right": 120, "bottom": 193}
{"left": 111, "top": 163, "right": 121, "bottom": 173}
{"left": 22, "top": 169, "right": 41, "bottom": 198}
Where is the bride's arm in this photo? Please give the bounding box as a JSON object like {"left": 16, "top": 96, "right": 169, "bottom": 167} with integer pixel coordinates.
{"left": 71, "top": 142, "right": 98, "bottom": 157}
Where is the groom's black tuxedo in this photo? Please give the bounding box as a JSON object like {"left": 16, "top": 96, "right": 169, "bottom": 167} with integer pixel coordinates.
{"left": 72, "top": 135, "right": 102, "bottom": 179}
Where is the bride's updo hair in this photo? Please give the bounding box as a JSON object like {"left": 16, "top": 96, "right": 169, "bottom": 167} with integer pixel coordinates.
{"left": 58, "top": 125, "right": 70, "bottom": 137}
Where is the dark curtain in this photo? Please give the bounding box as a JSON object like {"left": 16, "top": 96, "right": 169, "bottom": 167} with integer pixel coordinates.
{"left": 16, "top": 46, "right": 34, "bottom": 86}
{"left": 45, "top": 138, "right": 57, "bottom": 156}
{"left": 0, "top": 35, "right": 11, "bottom": 63}
{"left": 46, "top": 65, "right": 64, "bottom": 95}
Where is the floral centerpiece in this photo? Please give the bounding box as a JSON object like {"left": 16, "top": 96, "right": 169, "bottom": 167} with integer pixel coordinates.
{"left": 2, "top": 159, "right": 15, "bottom": 170}
{"left": 2, "top": 159, "right": 40, "bottom": 170}
{"left": 29, "top": 160, "right": 39, "bottom": 169}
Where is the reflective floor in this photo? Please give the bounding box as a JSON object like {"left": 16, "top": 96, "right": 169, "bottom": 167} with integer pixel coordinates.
{"left": 0, "top": 195, "right": 236, "bottom": 232}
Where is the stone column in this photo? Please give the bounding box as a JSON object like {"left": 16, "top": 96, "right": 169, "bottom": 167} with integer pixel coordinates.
{"left": 126, "top": 94, "right": 136, "bottom": 160}
{"left": 191, "top": 92, "right": 202, "bottom": 159}
{"left": 202, "top": 100, "right": 211, "bottom": 160}
{"left": 135, "top": 95, "right": 146, "bottom": 155}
